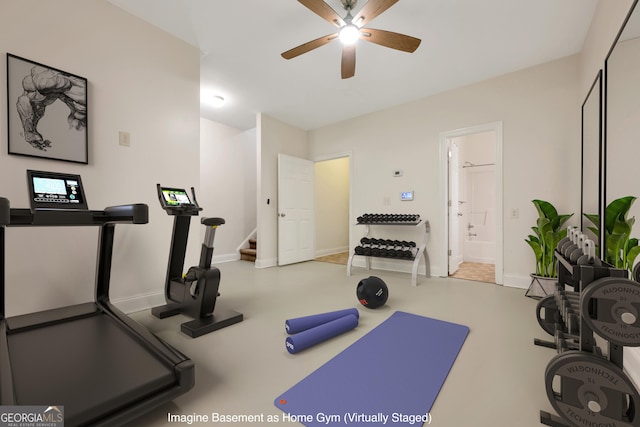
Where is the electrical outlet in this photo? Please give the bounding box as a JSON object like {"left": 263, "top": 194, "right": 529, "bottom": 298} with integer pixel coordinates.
{"left": 383, "top": 196, "right": 391, "bottom": 205}
{"left": 119, "top": 131, "right": 131, "bottom": 147}
{"left": 510, "top": 208, "right": 519, "bottom": 219}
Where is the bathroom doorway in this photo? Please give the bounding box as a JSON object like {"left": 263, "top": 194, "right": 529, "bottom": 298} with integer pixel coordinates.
{"left": 441, "top": 123, "right": 503, "bottom": 284}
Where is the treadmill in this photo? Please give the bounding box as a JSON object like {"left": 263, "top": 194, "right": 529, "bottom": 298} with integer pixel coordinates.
{"left": 0, "top": 170, "right": 194, "bottom": 426}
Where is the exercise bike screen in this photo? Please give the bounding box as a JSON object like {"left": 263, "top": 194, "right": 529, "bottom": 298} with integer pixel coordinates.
{"left": 28, "top": 170, "right": 87, "bottom": 210}
{"left": 160, "top": 188, "right": 192, "bottom": 207}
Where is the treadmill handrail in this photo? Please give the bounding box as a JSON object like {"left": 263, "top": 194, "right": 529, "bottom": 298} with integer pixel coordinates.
{"left": 6, "top": 203, "right": 149, "bottom": 227}
{"left": 0, "top": 198, "right": 8, "bottom": 226}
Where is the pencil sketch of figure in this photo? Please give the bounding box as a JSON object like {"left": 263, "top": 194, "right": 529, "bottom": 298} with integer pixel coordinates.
{"left": 16, "top": 65, "right": 87, "bottom": 151}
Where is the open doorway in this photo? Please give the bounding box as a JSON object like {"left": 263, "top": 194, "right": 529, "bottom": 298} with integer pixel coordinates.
{"left": 314, "top": 155, "right": 350, "bottom": 265}
{"left": 440, "top": 123, "right": 503, "bottom": 284}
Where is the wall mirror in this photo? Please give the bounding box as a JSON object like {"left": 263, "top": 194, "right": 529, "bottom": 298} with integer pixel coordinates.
{"left": 604, "top": 0, "right": 640, "bottom": 267}
{"left": 581, "top": 70, "right": 602, "bottom": 248}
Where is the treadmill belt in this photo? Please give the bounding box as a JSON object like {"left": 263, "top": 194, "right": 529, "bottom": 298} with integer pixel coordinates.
{"left": 7, "top": 313, "right": 175, "bottom": 425}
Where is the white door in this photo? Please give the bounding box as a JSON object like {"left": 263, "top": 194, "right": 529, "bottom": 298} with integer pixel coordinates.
{"left": 278, "top": 154, "right": 315, "bottom": 266}
{"left": 448, "top": 141, "right": 462, "bottom": 275}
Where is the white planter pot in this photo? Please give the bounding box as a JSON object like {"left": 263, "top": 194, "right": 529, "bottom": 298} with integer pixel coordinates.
{"left": 525, "top": 274, "right": 558, "bottom": 299}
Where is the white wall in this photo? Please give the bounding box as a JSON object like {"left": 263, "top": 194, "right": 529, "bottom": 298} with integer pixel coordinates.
{"left": 580, "top": 0, "right": 635, "bottom": 94}
{"left": 307, "top": 55, "right": 580, "bottom": 286}
{"left": 256, "top": 113, "right": 308, "bottom": 267}
{"left": 0, "top": 0, "right": 200, "bottom": 315}
{"left": 200, "top": 118, "right": 256, "bottom": 261}
{"left": 315, "top": 157, "right": 350, "bottom": 257}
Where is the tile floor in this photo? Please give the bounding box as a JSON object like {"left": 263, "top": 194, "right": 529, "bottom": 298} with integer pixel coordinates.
{"left": 450, "top": 262, "right": 496, "bottom": 284}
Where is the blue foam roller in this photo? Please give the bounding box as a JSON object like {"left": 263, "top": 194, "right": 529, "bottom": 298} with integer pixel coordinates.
{"left": 285, "top": 308, "right": 359, "bottom": 334}
{"left": 286, "top": 314, "right": 358, "bottom": 354}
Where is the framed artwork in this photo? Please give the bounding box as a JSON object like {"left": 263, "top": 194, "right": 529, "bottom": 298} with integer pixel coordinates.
{"left": 6, "top": 54, "right": 88, "bottom": 164}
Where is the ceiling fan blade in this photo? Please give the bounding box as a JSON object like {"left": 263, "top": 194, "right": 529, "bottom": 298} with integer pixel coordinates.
{"left": 298, "top": 0, "right": 345, "bottom": 28}
{"left": 281, "top": 33, "right": 339, "bottom": 59}
{"left": 360, "top": 28, "right": 421, "bottom": 52}
{"left": 341, "top": 45, "right": 356, "bottom": 79}
{"left": 352, "top": 0, "right": 399, "bottom": 27}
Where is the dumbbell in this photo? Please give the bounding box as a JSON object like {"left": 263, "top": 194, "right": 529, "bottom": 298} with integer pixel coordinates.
{"left": 577, "top": 239, "right": 601, "bottom": 266}
{"left": 556, "top": 291, "right": 581, "bottom": 329}
{"left": 555, "top": 330, "right": 580, "bottom": 353}
{"left": 568, "top": 233, "right": 587, "bottom": 263}
{"left": 557, "top": 226, "right": 578, "bottom": 251}
{"left": 555, "top": 289, "right": 580, "bottom": 311}
{"left": 559, "top": 227, "right": 580, "bottom": 256}
{"left": 562, "top": 229, "right": 583, "bottom": 258}
{"left": 355, "top": 246, "right": 365, "bottom": 255}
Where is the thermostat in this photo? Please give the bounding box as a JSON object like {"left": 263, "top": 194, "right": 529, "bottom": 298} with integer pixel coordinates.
{"left": 401, "top": 191, "right": 414, "bottom": 201}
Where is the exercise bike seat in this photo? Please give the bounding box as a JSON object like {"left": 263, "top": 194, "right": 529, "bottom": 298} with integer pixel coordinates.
{"left": 201, "top": 217, "right": 225, "bottom": 227}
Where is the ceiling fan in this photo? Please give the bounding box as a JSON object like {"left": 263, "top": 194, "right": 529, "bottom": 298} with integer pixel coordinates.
{"left": 281, "top": 0, "right": 421, "bottom": 79}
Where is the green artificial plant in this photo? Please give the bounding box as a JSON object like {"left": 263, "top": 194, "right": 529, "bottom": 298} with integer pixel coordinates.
{"left": 525, "top": 199, "right": 573, "bottom": 278}
{"left": 583, "top": 195, "right": 640, "bottom": 273}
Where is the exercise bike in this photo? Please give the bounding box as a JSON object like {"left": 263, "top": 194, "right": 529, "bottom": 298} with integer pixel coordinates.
{"left": 152, "top": 184, "right": 243, "bottom": 337}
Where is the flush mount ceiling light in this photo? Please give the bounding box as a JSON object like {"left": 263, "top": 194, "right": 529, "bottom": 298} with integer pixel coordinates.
{"left": 201, "top": 90, "right": 227, "bottom": 108}
{"left": 281, "top": 0, "right": 421, "bottom": 79}
{"left": 210, "top": 95, "right": 225, "bottom": 108}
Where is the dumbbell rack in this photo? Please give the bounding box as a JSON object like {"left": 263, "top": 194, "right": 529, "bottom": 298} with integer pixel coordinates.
{"left": 347, "top": 216, "right": 430, "bottom": 287}
{"left": 534, "top": 248, "right": 640, "bottom": 427}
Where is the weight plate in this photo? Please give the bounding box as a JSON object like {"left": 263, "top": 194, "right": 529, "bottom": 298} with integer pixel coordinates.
{"left": 537, "top": 295, "right": 562, "bottom": 336}
{"left": 545, "top": 351, "right": 640, "bottom": 427}
{"left": 580, "top": 277, "right": 640, "bottom": 346}
{"left": 634, "top": 263, "right": 640, "bottom": 283}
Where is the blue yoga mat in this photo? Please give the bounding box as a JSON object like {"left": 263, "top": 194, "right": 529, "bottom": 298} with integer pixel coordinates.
{"left": 274, "top": 311, "right": 469, "bottom": 426}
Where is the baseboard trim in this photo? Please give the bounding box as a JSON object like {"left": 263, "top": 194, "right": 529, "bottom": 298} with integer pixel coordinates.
{"left": 112, "top": 291, "right": 165, "bottom": 314}
{"left": 315, "top": 246, "right": 349, "bottom": 258}
{"left": 213, "top": 253, "right": 241, "bottom": 263}
{"left": 256, "top": 257, "right": 278, "bottom": 269}
{"left": 502, "top": 273, "right": 532, "bottom": 289}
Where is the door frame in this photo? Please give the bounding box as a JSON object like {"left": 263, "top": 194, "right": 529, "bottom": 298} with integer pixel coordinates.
{"left": 313, "top": 151, "right": 353, "bottom": 259}
{"left": 439, "top": 122, "right": 504, "bottom": 284}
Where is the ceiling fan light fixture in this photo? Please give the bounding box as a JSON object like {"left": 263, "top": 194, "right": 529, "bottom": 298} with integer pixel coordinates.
{"left": 339, "top": 24, "right": 360, "bottom": 45}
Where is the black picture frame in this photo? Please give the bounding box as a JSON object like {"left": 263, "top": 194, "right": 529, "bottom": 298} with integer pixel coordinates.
{"left": 6, "top": 54, "right": 88, "bottom": 164}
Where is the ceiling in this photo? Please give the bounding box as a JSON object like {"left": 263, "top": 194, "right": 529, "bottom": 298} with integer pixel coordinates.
{"left": 108, "top": 0, "right": 598, "bottom": 131}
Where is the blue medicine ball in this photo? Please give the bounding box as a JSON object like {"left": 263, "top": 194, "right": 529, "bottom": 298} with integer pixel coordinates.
{"left": 356, "top": 276, "right": 388, "bottom": 309}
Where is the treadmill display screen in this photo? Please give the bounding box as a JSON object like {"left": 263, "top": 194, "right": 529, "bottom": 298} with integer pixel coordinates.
{"left": 27, "top": 170, "right": 88, "bottom": 210}
{"left": 160, "top": 188, "right": 192, "bottom": 207}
